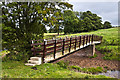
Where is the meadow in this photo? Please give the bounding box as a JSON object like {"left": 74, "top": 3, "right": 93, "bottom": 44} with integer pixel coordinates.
{"left": 2, "top": 27, "right": 119, "bottom": 78}
{"left": 2, "top": 61, "right": 110, "bottom": 78}
{"left": 55, "top": 27, "right": 119, "bottom": 61}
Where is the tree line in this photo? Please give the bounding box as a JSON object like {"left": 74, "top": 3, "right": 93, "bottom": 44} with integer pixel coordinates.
{"left": 50, "top": 10, "right": 112, "bottom": 34}
{"left": 2, "top": 2, "right": 112, "bottom": 61}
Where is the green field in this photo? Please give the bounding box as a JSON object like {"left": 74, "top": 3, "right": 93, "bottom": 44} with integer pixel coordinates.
{"left": 2, "top": 27, "right": 119, "bottom": 78}
{"left": 54, "top": 28, "right": 119, "bottom": 61}
{"left": 2, "top": 61, "right": 110, "bottom": 78}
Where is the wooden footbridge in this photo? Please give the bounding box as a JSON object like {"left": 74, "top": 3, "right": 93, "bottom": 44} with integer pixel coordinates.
{"left": 25, "top": 34, "right": 103, "bottom": 66}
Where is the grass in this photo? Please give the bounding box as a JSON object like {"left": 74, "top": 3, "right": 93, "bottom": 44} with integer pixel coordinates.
{"left": 54, "top": 27, "right": 119, "bottom": 61}
{"left": 2, "top": 27, "right": 119, "bottom": 78}
{"left": 2, "top": 61, "right": 110, "bottom": 78}
{"left": 44, "top": 32, "right": 64, "bottom": 39}
{"left": 57, "top": 61, "right": 104, "bottom": 74}
{"left": 89, "top": 53, "right": 98, "bottom": 58}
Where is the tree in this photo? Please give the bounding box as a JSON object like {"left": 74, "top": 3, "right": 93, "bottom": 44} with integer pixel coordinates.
{"left": 80, "top": 11, "right": 103, "bottom": 31}
{"left": 47, "top": 2, "right": 73, "bottom": 35}
{"left": 63, "top": 10, "right": 78, "bottom": 34}
{"left": 103, "top": 21, "right": 112, "bottom": 29}
{"left": 2, "top": 2, "right": 73, "bottom": 60}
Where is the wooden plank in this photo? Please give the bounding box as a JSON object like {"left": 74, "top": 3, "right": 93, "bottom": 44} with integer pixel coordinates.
{"left": 65, "top": 42, "right": 70, "bottom": 46}
{"left": 46, "top": 50, "right": 54, "bottom": 54}
{"left": 31, "top": 43, "right": 43, "bottom": 46}
{"left": 56, "top": 47, "right": 63, "bottom": 51}
{"left": 46, "top": 45, "right": 63, "bottom": 51}
{"left": 46, "top": 42, "right": 54, "bottom": 47}
{"left": 65, "top": 46, "right": 69, "bottom": 49}
{"left": 31, "top": 47, "right": 43, "bottom": 51}
{"left": 56, "top": 41, "right": 63, "bottom": 44}
{"left": 31, "top": 39, "right": 43, "bottom": 42}
{"left": 46, "top": 46, "right": 54, "bottom": 51}
{"left": 32, "top": 50, "right": 43, "bottom": 54}
{"left": 65, "top": 39, "right": 70, "bottom": 43}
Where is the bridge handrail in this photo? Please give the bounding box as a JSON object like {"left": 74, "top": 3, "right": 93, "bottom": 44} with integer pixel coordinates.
{"left": 31, "top": 34, "right": 103, "bottom": 63}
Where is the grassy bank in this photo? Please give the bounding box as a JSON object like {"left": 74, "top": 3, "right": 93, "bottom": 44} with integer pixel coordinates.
{"left": 2, "top": 28, "right": 119, "bottom": 78}
{"left": 2, "top": 61, "right": 110, "bottom": 78}
{"left": 54, "top": 28, "right": 119, "bottom": 61}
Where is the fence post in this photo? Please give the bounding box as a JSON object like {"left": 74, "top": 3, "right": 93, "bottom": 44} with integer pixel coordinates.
{"left": 62, "top": 39, "right": 65, "bottom": 55}
{"left": 92, "top": 34, "right": 94, "bottom": 43}
{"left": 86, "top": 35, "right": 88, "bottom": 45}
{"left": 54, "top": 39, "right": 56, "bottom": 59}
{"left": 42, "top": 41, "right": 46, "bottom": 63}
{"left": 69, "top": 37, "right": 72, "bottom": 53}
{"left": 31, "top": 40, "right": 35, "bottom": 56}
{"left": 83, "top": 36, "right": 85, "bottom": 47}
{"left": 89, "top": 35, "right": 90, "bottom": 44}
{"left": 75, "top": 36, "right": 77, "bottom": 50}
{"left": 79, "top": 36, "right": 81, "bottom": 48}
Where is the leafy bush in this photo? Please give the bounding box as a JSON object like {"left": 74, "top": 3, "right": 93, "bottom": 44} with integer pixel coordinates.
{"left": 2, "top": 50, "right": 30, "bottom": 62}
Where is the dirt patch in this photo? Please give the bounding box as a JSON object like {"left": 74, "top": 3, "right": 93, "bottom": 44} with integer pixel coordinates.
{"left": 53, "top": 48, "right": 120, "bottom": 71}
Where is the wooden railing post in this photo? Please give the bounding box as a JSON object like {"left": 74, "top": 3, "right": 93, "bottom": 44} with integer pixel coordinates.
{"left": 62, "top": 39, "right": 65, "bottom": 55}
{"left": 74, "top": 36, "right": 77, "bottom": 50}
{"left": 54, "top": 39, "right": 56, "bottom": 59}
{"left": 42, "top": 41, "right": 46, "bottom": 63}
{"left": 89, "top": 35, "right": 91, "bottom": 44}
{"left": 69, "top": 37, "right": 72, "bottom": 53}
{"left": 31, "top": 40, "right": 35, "bottom": 56}
{"left": 83, "top": 36, "right": 85, "bottom": 47}
{"left": 92, "top": 34, "right": 94, "bottom": 43}
{"left": 86, "top": 35, "right": 88, "bottom": 45}
{"left": 97, "top": 35, "right": 98, "bottom": 41}
{"left": 79, "top": 36, "right": 81, "bottom": 48}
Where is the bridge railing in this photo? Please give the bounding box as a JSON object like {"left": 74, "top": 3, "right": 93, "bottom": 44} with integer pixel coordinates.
{"left": 31, "top": 34, "right": 103, "bottom": 63}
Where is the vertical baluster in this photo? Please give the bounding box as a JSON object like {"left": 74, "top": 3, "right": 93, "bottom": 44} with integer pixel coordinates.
{"left": 62, "top": 39, "right": 65, "bottom": 55}
{"left": 54, "top": 39, "right": 56, "bottom": 59}
{"left": 42, "top": 41, "right": 46, "bottom": 63}
{"left": 69, "top": 37, "right": 72, "bottom": 53}
{"left": 79, "top": 36, "right": 81, "bottom": 48}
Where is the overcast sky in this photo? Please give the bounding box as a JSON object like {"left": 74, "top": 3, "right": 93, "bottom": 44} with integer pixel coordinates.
{"left": 67, "top": 1, "right": 118, "bottom": 26}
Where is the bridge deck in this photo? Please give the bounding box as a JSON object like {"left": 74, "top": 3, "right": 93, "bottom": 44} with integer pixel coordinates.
{"left": 44, "top": 41, "right": 101, "bottom": 63}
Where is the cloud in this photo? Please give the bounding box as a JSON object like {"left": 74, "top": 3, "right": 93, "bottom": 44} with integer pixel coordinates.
{"left": 68, "top": 0, "right": 119, "bottom": 2}
{"left": 69, "top": 2, "right": 118, "bottom": 25}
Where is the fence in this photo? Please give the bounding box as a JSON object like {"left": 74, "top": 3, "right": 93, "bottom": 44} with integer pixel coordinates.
{"left": 31, "top": 34, "right": 103, "bottom": 63}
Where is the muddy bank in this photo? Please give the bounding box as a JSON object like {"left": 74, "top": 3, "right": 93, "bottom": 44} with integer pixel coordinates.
{"left": 53, "top": 48, "right": 120, "bottom": 71}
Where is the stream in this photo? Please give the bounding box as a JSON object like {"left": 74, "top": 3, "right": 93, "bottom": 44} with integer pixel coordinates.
{"left": 97, "top": 70, "right": 120, "bottom": 79}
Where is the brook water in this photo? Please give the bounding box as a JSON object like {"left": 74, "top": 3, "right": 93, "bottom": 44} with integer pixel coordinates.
{"left": 97, "top": 70, "right": 120, "bottom": 79}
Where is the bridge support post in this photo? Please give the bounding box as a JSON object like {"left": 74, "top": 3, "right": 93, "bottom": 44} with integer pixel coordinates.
{"left": 84, "top": 43, "right": 95, "bottom": 56}
{"left": 92, "top": 43, "right": 95, "bottom": 56}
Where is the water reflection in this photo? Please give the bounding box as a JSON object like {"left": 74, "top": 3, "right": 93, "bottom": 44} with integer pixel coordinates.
{"left": 97, "top": 70, "right": 120, "bottom": 79}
